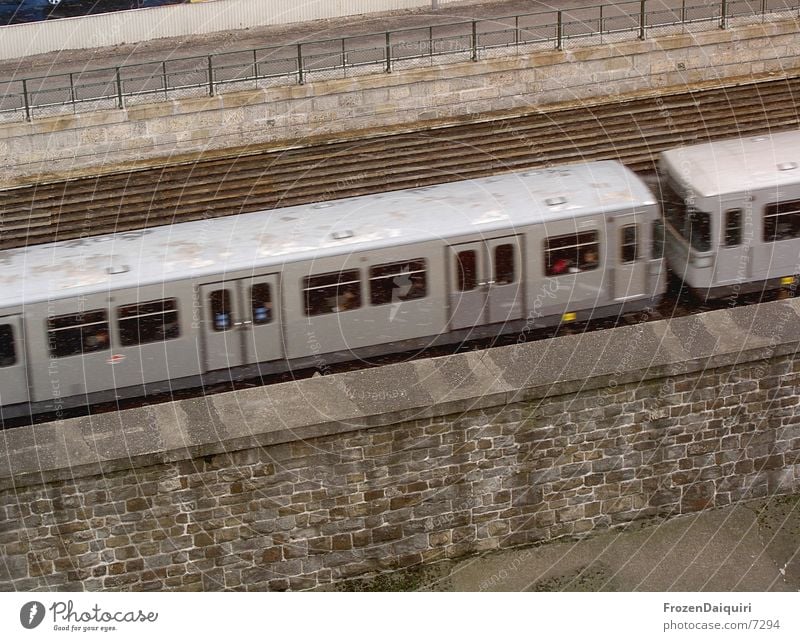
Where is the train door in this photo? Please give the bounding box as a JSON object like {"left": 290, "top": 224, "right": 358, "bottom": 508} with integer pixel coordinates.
{"left": 0, "top": 316, "right": 28, "bottom": 407}
{"left": 448, "top": 236, "right": 523, "bottom": 329}
{"left": 714, "top": 204, "right": 750, "bottom": 284}
{"left": 612, "top": 216, "right": 647, "bottom": 300}
{"left": 200, "top": 274, "right": 282, "bottom": 372}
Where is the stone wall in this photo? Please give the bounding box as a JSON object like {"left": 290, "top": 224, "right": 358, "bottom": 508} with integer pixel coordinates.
{"left": 1, "top": 299, "right": 799, "bottom": 591}
{"left": 1, "top": 17, "right": 799, "bottom": 187}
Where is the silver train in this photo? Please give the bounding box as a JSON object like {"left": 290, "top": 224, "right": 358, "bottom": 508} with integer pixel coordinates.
{"left": 1, "top": 131, "right": 798, "bottom": 420}
{"left": 660, "top": 130, "right": 800, "bottom": 298}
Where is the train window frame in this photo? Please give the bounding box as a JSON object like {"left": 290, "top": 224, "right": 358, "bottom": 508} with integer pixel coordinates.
{"left": 304, "top": 270, "right": 362, "bottom": 317}
{"left": 621, "top": 225, "right": 638, "bottom": 264}
{"left": 0, "top": 324, "right": 16, "bottom": 368}
{"left": 251, "top": 283, "right": 273, "bottom": 325}
{"left": 724, "top": 209, "right": 742, "bottom": 247}
{"left": 456, "top": 250, "right": 478, "bottom": 291}
{"left": 47, "top": 310, "right": 110, "bottom": 358}
{"left": 369, "top": 259, "right": 427, "bottom": 306}
{"left": 764, "top": 200, "right": 800, "bottom": 242}
{"left": 118, "top": 298, "right": 180, "bottom": 347}
{"left": 494, "top": 244, "right": 516, "bottom": 285}
{"left": 544, "top": 231, "right": 599, "bottom": 276}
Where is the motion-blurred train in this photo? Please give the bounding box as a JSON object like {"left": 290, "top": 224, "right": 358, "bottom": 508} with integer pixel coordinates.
{"left": 1, "top": 130, "right": 798, "bottom": 419}
{"left": 0, "top": 0, "right": 184, "bottom": 26}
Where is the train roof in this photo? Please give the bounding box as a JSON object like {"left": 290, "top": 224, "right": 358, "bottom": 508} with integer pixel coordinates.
{"left": 660, "top": 129, "right": 800, "bottom": 198}
{"left": 0, "top": 160, "right": 654, "bottom": 308}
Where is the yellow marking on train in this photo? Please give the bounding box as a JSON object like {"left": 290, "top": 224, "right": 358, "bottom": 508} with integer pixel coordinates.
{"left": 781, "top": 276, "right": 795, "bottom": 286}
{"left": 562, "top": 312, "right": 577, "bottom": 322}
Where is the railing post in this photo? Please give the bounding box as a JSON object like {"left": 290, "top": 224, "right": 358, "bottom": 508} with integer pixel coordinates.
{"left": 252, "top": 49, "right": 258, "bottom": 84}
{"left": 599, "top": 4, "right": 604, "bottom": 36}
{"left": 639, "top": 0, "right": 646, "bottom": 40}
{"left": 68, "top": 72, "right": 75, "bottom": 106}
{"left": 471, "top": 20, "right": 477, "bottom": 61}
{"left": 720, "top": 0, "right": 727, "bottom": 29}
{"left": 760, "top": 0, "right": 766, "bottom": 22}
{"left": 115, "top": 67, "right": 124, "bottom": 109}
{"left": 297, "top": 43, "right": 304, "bottom": 85}
{"left": 162, "top": 60, "right": 168, "bottom": 99}
{"left": 21, "top": 78, "right": 31, "bottom": 122}
{"left": 429, "top": 25, "right": 433, "bottom": 60}
{"left": 515, "top": 14, "right": 519, "bottom": 49}
{"left": 557, "top": 11, "right": 563, "bottom": 50}
{"left": 682, "top": 0, "right": 686, "bottom": 24}
{"left": 207, "top": 55, "right": 214, "bottom": 96}
{"left": 341, "top": 37, "right": 347, "bottom": 70}
{"left": 385, "top": 32, "right": 392, "bottom": 73}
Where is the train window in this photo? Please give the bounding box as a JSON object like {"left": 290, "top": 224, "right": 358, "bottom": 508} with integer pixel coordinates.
{"left": 369, "top": 259, "right": 427, "bottom": 305}
{"left": 725, "top": 209, "right": 742, "bottom": 246}
{"left": 456, "top": 250, "right": 478, "bottom": 291}
{"left": 118, "top": 299, "right": 180, "bottom": 346}
{"left": 0, "top": 324, "right": 15, "bottom": 367}
{"left": 494, "top": 245, "right": 515, "bottom": 284}
{"left": 251, "top": 284, "right": 273, "bottom": 325}
{"left": 304, "top": 270, "right": 361, "bottom": 316}
{"left": 47, "top": 310, "right": 109, "bottom": 358}
{"left": 545, "top": 232, "right": 599, "bottom": 275}
{"left": 661, "top": 179, "right": 687, "bottom": 236}
{"left": 687, "top": 209, "right": 711, "bottom": 252}
{"left": 764, "top": 200, "right": 800, "bottom": 242}
{"left": 661, "top": 180, "right": 711, "bottom": 251}
{"left": 653, "top": 219, "right": 665, "bottom": 259}
{"left": 621, "top": 226, "right": 638, "bottom": 263}
{"left": 210, "top": 290, "right": 233, "bottom": 332}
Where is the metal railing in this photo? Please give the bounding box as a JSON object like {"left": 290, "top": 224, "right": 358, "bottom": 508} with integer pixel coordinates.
{"left": 0, "top": 0, "right": 797, "bottom": 122}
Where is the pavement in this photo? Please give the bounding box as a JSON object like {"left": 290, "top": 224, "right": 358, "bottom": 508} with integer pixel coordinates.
{"left": 0, "top": 0, "right": 721, "bottom": 77}
{"left": 332, "top": 494, "right": 800, "bottom": 591}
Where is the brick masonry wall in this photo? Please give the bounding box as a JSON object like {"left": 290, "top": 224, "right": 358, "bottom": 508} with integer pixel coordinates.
{"left": 1, "top": 17, "right": 799, "bottom": 186}
{"left": 1, "top": 309, "right": 799, "bottom": 590}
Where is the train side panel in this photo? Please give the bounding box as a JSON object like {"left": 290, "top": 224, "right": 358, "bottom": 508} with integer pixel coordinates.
{"left": 280, "top": 241, "right": 447, "bottom": 361}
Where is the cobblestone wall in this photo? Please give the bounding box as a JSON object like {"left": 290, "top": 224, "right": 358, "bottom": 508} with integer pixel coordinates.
{"left": 1, "top": 301, "right": 799, "bottom": 590}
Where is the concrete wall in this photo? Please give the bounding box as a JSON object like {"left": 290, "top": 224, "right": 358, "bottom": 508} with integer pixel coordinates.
{"left": 1, "top": 299, "right": 799, "bottom": 590}
{"left": 0, "top": 0, "right": 473, "bottom": 61}
{"left": 1, "top": 17, "right": 797, "bottom": 188}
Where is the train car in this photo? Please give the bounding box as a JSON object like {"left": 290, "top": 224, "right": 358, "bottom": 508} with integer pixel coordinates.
{"left": 0, "top": 160, "right": 665, "bottom": 420}
{"left": 659, "top": 129, "right": 800, "bottom": 299}
{"left": 45, "top": 0, "right": 186, "bottom": 20}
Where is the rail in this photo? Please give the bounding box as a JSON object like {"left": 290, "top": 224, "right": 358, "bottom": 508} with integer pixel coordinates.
{"left": 0, "top": 0, "right": 797, "bottom": 122}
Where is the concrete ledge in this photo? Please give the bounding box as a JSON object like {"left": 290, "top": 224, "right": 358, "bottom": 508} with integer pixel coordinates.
{"left": 3, "top": 298, "right": 799, "bottom": 490}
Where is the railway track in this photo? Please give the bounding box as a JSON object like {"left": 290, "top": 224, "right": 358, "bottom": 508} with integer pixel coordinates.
{"left": 2, "top": 72, "right": 800, "bottom": 250}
